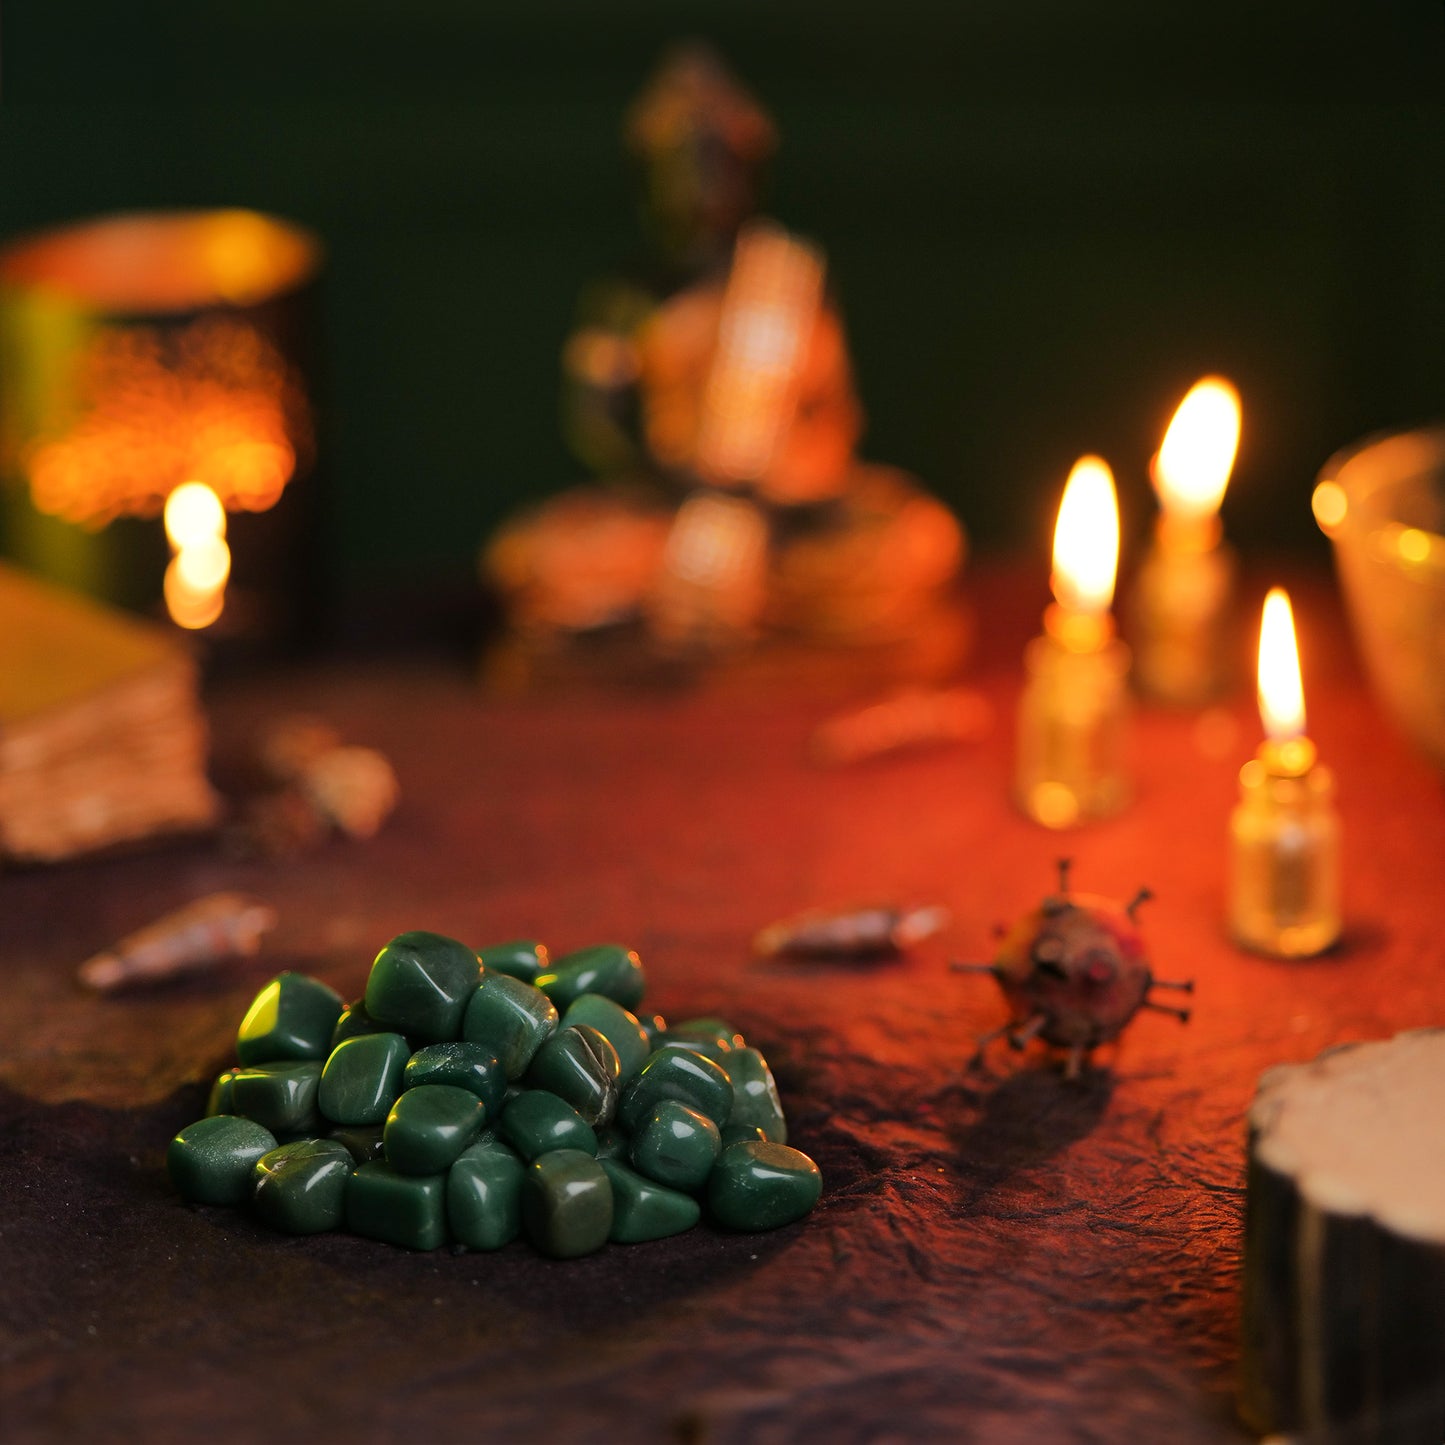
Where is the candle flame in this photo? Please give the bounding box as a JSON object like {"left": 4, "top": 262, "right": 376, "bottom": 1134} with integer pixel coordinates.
{"left": 1257, "top": 587, "right": 1305, "bottom": 740}
{"left": 163, "top": 480, "right": 230, "bottom": 630}
{"left": 1155, "top": 376, "right": 1240, "bottom": 519}
{"left": 1051, "top": 455, "right": 1119, "bottom": 615}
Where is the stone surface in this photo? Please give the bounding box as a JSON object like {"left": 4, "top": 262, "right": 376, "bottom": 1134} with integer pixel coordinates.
{"left": 618, "top": 1046, "right": 733, "bottom": 1132}
{"left": 521, "top": 1149, "right": 613, "bottom": 1258}
{"left": 535, "top": 945, "right": 645, "bottom": 1013}
{"left": 656, "top": 1017, "right": 745, "bottom": 1064}
{"left": 329, "top": 998, "right": 390, "bottom": 1050}
{"left": 561, "top": 994, "right": 652, "bottom": 1079}
{"left": 236, "top": 973, "right": 344, "bottom": 1066}
{"left": 462, "top": 971, "right": 558, "bottom": 1079}
{"left": 346, "top": 1162, "right": 447, "bottom": 1250}
{"left": 447, "top": 1136, "right": 525, "bottom": 1251}
{"left": 403, "top": 1042, "right": 507, "bottom": 1116}
{"left": 365, "top": 931, "right": 480, "bottom": 1043}
{"left": 250, "top": 1139, "right": 352, "bottom": 1234}
{"left": 600, "top": 1159, "right": 701, "bottom": 1243}
{"left": 205, "top": 1067, "right": 242, "bottom": 1117}
{"left": 725, "top": 1046, "right": 788, "bottom": 1144}
{"left": 317, "top": 1031, "right": 410, "bottom": 1126}
{"left": 329, "top": 1123, "right": 387, "bottom": 1164}
{"left": 629, "top": 1099, "right": 721, "bottom": 1192}
{"left": 525, "top": 1024, "right": 620, "bottom": 1125}
{"left": 167, "top": 1116, "right": 277, "bottom": 1205}
{"left": 230, "top": 1061, "right": 324, "bottom": 1136}
{"left": 384, "top": 1084, "right": 487, "bottom": 1174}
{"left": 706, "top": 1141, "right": 822, "bottom": 1232}
{"left": 477, "top": 939, "right": 550, "bottom": 984}
{"left": 496, "top": 1089, "right": 597, "bottom": 1160}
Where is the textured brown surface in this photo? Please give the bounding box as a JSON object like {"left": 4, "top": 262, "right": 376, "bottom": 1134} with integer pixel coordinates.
{"left": 3, "top": 561, "right": 1443, "bottom": 1445}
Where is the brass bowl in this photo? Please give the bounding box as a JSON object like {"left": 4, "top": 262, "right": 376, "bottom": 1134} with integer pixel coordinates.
{"left": 1314, "top": 426, "right": 1445, "bottom": 769}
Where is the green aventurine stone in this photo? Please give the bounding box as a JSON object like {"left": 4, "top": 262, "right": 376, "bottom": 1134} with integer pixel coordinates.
{"left": 365, "top": 931, "right": 481, "bottom": 1043}
{"left": 462, "top": 972, "right": 558, "bottom": 1079}
{"left": 206, "top": 1067, "right": 243, "bottom": 1117}
{"left": 535, "top": 945, "right": 645, "bottom": 1013}
{"left": 656, "top": 1018, "right": 745, "bottom": 1064}
{"left": 497, "top": 1089, "right": 597, "bottom": 1160}
{"left": 522, "top": 1149, "right": 613, "bottom": 1258}
{"left": 330, "top": 1124, "right": 386, "bottom": 1164}
{"left": 251, "top": 1139, "right": 352, "bottom": 1234}
{"left": 404, "top": 1042, "right": 507, "bottom": 1116}
{"left": 384, "top": 1084, "right": 487, "bottom": 1174}
{"left": 594, "top": 1124, "right": 630, "bottom": 1161}
{"left": 561, "top": 994, "right": 651, "bottom": 1080}
{"left": 638, "top": 1013, "right": 668, "bottom": 1044}
{"left": 600, "top": 1159, "right": 701, "bottom": 1243}
{"left": 236, "top": 973, "right": 344, "bottom": 1066}
{"left": 706, "top": 1141, "right": 822, "bottom": 1232}
{"left": 478, "top": 939, "right": 549, "bottom": 984}
{"left": 346, "top": 1163, "right": 447, "bottom": 1250}
{"left": 448, "top": 1137, "right": 525, "bottom": 1250}
{"left": 629, "top": 1100, "right": 720, "bottom": 1192}
{"left": 618, "top": 1046, "right": 733, "bottom": 1132}
{"left": 525, "top": 1025, "right": 621, "bottom": 1126}
{"left": 168, "top": 1116, "right": 277, "bottom": 1205}
{"left": 726, "top": 1047, "right": 788, "bottom": 1144}
{"left": 720, "top": 1123, "right": 768, "bottom": 1148}
{"left": 318, "top": 1032, "right": 410, "bottom": 1126}
{"left": 231, "top": 1061, "right": 324, "bottom": 1135}
{"left": 330, "top": 998, "right": 391, "bottom": 1051}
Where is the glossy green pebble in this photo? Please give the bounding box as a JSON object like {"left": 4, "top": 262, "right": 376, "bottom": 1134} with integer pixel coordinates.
{"left": 657, "top": 1017, "right": 745, "bottom": 1064}
{"left": 561, "top": 994, "right": 651, "bottom": 1080}
{"left": 383, "top": 1084, "right": 487, "bottom": 1174}
{"left": 365, "top": 931, "right": 480, "bottom": 1043}
{"left": 330, "top": 998, "right": 391, "bottom": 1051}
{"left": 720, "top": 1123, "right": 768, "bottom": 1148}
{"left": 462, "top": 971, "right": 558, "bottom": 1080}
{"left": 600, "top": 1159, "right": 701, "bottom": 1243}
{"left": 478, "top": 939, "right": 549, "bottom": 984}
{"left": 330, "top": 1124, "right": 386, "bottom": 1164}
{"left": 497, "top": 1089, "right": 597, "bottom": 1160}
{"left": 535, "top": 944, "right": 645, "bottom": 1013}
{"left": 638, "top": 1012, "right": 668, "bottom": 1045}
{"left": 618, "top": 1046, "right": 733, "bottom": 1132}
{"left": 726, "top": 1047, "right": 788, "bottom": 1144}
{"left": 521, "top": 1149, "right": 613, "bottom": 1258}
{"left": 706, "top": 1141, "right": 822, "bottom": 1232}
{"left": 206, "top": 1067, "right": 243, "bottom": 1117}
{"left": 404, "top": 1042, "right": 507, "bottom": 1116}
{"left": 630, "top": 1099, "right": 720, "bottom": 1192}
{"left": 231, "top": 1061, "right": 324, "bottom": 1135}
{"left": 318, "top": 1032, "right": 409, "bottom": 1126}
{"left": 168, "top": 1115, "right": 277, "bottom": 1205}
{"left": 525, "top": 1025, "right": 620, "bottom": 1126}
{"left": 447, "top": 1137, "right": 525, "bottom": 1250}
{"left": 236, "top": 972, "right": 344, "bottom": 1066}
{"left": 251, "top": 1139, "right": 351, "bottom": 1233}
{"left": 594, "top": 1124, "right": 631, "bottom": 1161}
{"left": 346, "top": 1162, "right": 446, "bottom": 1250}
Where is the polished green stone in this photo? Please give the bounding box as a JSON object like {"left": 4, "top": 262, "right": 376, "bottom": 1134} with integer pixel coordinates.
{"left": 330, "top": 998, "right": 391, "bottom": 1051}
{"left": 629, "top": 1099, "right": 720, "bottom": 1192}
{"left": 618, "top": 1046, "right": 733, "bottom": 1132}
{"left": 593, "top": 1124, "right": 631, "bottom": 1161}
{"left": 318, "top": 1032, "right": 410, "bottom": 1126}
{"left": 403, "top": 1042, "right": 506, "bottom": 1116}
{"left": 720, "top": 1123, "right": 768, "bottom": 1148}
{"left": 251, "top": 1138, "right": 352, "bottom": 1234}
{"left": 496, "top": 1089, "right": 597, "bottom": 1160}
{"left": 346, "top": 1162, "right": 447, "bottom": 1250}
{"left": 706, "top": 1141, "right": 822, "bottom": 1231}
{"left": 534, "top": 944, "right": 645, "bottom": 1013}
{"left": 478, "top": 939, "right": 549, "bottom": 984}
{"left": 726, "top": 1046, "right": 788, "bottom": 1144}
{"left": 561, "top": 994, "right": 651, "bottom": 1079}
{"left": 231, "top": 1061, "right": 324, "bottom": 1135}
{"left": 330, "top": 1124, "right": 387, "bottom": 1164}
{"left": 525, "top": 1025, "right": 620, "bottom": 1126}
{"left": 600, "top": 1159, "right": 701, "bottom": 1243}
{"left": 168, "top": 1115, "right": 277, "bottom": 1205}
{"left": 462, "top": 972, "right": 558, "bottom": 1079}
{"left": 365, "top": 931, "right": 481, "bottom": 1043}
{"left": 521, "top": 1149, "right": 613, "bottom": 1259}
{"left": 236, "top": 973, "right": 344, "bottom": 1066}
{"left": 384, "top": 1084, "right": 487, "bottom": 1174}
{"left": 447, "top": 1137, "right": 525, "bottom": 1250}
{"left": 656, "top": 1017, "right": 745, "bottom": 1064}
{"left": 206, "top": 1067, "right": 243, "bottom": 1117}
{"left": 638, "top": 1013, "right": 668, "bottom": 1044}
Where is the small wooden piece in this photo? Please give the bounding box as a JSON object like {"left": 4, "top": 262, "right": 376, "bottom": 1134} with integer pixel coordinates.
{"left": 753, "top": 903, "right": 948, "bottom": 959}
{"left": 1241, "top": 1029, "right": 1445, "bottom": 1444}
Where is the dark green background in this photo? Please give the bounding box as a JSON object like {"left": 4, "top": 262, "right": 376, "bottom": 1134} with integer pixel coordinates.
{"left": 1, "top": 1, "right": 1442, "bottom": 595}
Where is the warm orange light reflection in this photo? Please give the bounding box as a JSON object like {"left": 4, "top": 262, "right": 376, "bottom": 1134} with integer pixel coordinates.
{"left": 1051, "top": 456, "right": 1119, "bottom": 615}
{"left": 1258, "top": 587, "right": 1305, "bottom": 740}
{"left": 1155, "top": 377, "right": 1240, "bottom": 520}
{"left": 163, "top": 480, "right": 230, "bottom": 629}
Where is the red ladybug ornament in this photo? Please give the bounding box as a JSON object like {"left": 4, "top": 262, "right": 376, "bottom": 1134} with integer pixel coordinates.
{"left": 953, "top": 859, "right": 1193, "bottom": 1078}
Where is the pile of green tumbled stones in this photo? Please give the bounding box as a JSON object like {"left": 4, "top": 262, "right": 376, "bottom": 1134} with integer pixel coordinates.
{"left": 167, "top": 932, "right": 822, "bottom": 1256}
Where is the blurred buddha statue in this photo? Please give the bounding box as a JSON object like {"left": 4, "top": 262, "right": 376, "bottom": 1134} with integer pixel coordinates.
{"left": 483, "top": 45, "right": 965, "bottom": 660}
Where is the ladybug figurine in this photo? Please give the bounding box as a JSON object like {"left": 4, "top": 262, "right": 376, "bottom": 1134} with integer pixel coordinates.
{"left": 952, "top": 859, "right": 1193, "bottom": 1078}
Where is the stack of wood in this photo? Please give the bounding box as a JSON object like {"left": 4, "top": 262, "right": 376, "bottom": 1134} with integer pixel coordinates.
{"left": 0, "top": 563, "right": 218, "bottom": 863}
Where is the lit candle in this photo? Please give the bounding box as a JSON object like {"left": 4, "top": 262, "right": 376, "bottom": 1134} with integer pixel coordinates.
{"left": 1015, "top": 456, "right": 1131, "bottom": 828}
{"left": 163, "top": 480, "right": 231, "bottom": 630}
{"left": 1228, "top": 588, "right": 1341, "bottom": 956}
{"left": 1131, "top": 376, "right": 1241, "bottom": 705}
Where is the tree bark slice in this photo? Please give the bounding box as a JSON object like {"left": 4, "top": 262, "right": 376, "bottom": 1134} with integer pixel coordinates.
{"left": 1240, "top": 1029, "right": 1445, "bottom": 1443}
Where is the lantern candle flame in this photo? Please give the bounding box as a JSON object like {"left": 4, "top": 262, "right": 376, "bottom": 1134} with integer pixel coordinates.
{"left": 1051, "top": 456, "right": 1119, "bottom": 617}
{"left": 1154, "top": 377, "right": 1240, "bottom": 521}
{"left": 1257, "top": 587, "right": 1305, "bottom": 742}
{"left": 163, "top": 480, "right": 230, "bottom": 630}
